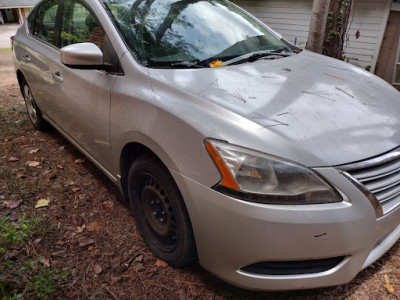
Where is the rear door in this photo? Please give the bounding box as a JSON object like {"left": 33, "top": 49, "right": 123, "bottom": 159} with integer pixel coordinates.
{"left": 14, "top": 0, "right": 60, "bottom": 110}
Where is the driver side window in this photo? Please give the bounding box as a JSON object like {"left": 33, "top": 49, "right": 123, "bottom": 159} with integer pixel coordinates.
{"left": 60, "top": 0, "right": 105, "bottom": 51}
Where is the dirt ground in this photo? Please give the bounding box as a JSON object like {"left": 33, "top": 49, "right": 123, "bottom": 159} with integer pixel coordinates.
{"left": 1, "top": 49, "right": 400, "bottom": 299}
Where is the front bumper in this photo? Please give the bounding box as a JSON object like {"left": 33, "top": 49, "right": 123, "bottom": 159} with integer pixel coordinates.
{"left": 171, "top": 167, "right": 400, "bottom": 291}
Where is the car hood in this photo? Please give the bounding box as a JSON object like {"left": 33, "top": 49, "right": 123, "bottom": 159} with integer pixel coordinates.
{"left": 148, "top": 51, "right": 400, "bottom": 167}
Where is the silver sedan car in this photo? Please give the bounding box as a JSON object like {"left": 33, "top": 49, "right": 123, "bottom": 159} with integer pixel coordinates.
{"left": 13, "top": 0, "right": 400, "bottom": 291}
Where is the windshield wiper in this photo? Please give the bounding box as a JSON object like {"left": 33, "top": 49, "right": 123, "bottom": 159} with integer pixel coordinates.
{"left": 224, "top": 50, "right": 295, "bottom": 66}
{"left": 146, "top": 60, "right": 205, "bottom": 69}
{"left": 169, "top": 61, "right": 205, "bottom": 69}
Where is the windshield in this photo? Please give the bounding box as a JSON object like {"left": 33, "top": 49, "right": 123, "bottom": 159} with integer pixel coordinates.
{"left": 102, "top": 0, "right": 293, "bottom": 67}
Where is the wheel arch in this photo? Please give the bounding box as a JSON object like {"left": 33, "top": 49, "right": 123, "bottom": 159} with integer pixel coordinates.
{"left": 119, "top": 140, "right": 179, "bottom": 201}
{"left": 16, "top": 69, "right": 25, "bottom": 93}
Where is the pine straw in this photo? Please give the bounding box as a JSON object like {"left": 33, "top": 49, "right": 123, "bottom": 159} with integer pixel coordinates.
{"left": 1, "top": 51, "right": 400, "bottom": 299}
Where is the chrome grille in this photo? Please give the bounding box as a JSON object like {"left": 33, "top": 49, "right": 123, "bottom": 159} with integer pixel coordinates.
{"left": 339, "top": 147, "right": 400, "bottom": 216}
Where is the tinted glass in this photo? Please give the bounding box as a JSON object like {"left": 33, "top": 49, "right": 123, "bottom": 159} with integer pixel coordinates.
{"left": 103, "top": 0, "right": 290, "bottom": 66}
{"left": 27, "top": 8, "right": 36, "bottom": 34}
{"left": 60, "top": 0, "right": 105, "bottom": 50}
{"left": 33, "top": 0, "right": 59, "bottom": 45}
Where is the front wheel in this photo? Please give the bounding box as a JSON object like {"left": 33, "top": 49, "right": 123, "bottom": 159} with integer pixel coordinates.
{"left": 21, "top": 79, "right": 47, "bottom": 130}
{"left": 128, "top": 154, "right": 197, "bottom": 267}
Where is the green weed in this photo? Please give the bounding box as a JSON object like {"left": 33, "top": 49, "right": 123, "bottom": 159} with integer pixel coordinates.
{"left": 0, "top": 215, "right": 67, "bottom": 298}
{"left": 23, "top": 260, "right": 68, "bottom": 298}
{"left": 0, "top": 214, "right": 42, "bottom": 253}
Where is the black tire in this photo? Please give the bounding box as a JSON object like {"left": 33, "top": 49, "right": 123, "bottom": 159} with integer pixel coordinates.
{"left": 128, "top": 154, "right": 197, "bottom": 267}
{"left": 21, "top": 79, "right": 47, "bottom": 131}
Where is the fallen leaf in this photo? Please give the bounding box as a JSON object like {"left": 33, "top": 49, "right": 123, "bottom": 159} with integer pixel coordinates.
{"left": 79, "top": 238, "right": 95, "bottom": 247}
{"left": 93, "top": 264, "right": 102, "bottom": 274}
{"left": 134, "top": 255, "right": 143, "bottom": 263}
{"left": 384, "top": 274, "right": 390, "bottom": 283}
{"left": 102, "top": 200, "right": 114, "bottom": 209}
{"left": 155, "top": 259, "right": 168, "bottom": 268}
{"left": 29, "top": 148, "right": 39, "bottom": 154}
{"left": 3, "top": 200, "right": 22, "bottom": 209}
{"left": 378, "top": 268, "right": 393, "bottom": 275}
{"left": 133, "top": 263, "right": 144, "bottom": 272}
{"left": 209, "top": 59, "right": 223, "bottom": 68}
{"left": 58, "top": 146, "right": 65, "bottom": 151}
{"left": 76, "top": 225, "right": 86, "bottom": 233}
{"left": 16, "top": 174, "right": 26, "bottom": 179}
{"left": 35, "top": 198, "right": 50, "bottom": 208}
{"left": 8, "top": 157, "right": 19, "bottom": 162}
{"left": 40, "top": 258, "right": 51, "bottom": 267}
{"left": 87, "top": 222, "right": 102, "bottom": 232}
{"left": 27, "top": 161, "right": 40, "bottom": 167}
{"left": 64, "top": 289, "right": 79, "bottom": 299}
{"left": 111, "top": 258, "right": 120, "bottom": 268}
{"left": 383, "top": 283, "right": 395, "bottom": 293}
{"left": 7, "top": 250, "right": 19, "bottom": 259}
{"left": 56, "top": 165, "right": 64, "bottom": 170}
{"left": 74, "top": 158, "right": 85, "bottom": 164}
{"left": 383, "top": 274, "right": 395, "bottom": 293}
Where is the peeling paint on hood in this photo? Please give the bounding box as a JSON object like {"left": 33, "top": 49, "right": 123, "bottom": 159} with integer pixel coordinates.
{"left": 148, "top": 50, "right": 400, "bottom": 167}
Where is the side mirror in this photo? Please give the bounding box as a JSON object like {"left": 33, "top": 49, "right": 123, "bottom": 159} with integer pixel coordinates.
{"left": 60, "top": 42, "right": 104, "bottom": 69}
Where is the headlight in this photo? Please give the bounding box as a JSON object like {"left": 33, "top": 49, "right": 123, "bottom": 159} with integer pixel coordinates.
{"left": 205, "top": 139, "right": 342, "bottom": 205}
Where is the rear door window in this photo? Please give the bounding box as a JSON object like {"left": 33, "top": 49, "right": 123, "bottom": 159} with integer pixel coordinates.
{"left": 32, "top": 0, "right": 59, "bottom": 45}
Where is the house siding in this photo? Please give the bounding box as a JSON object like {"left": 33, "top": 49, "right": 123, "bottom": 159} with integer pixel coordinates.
{"left": 235, "top": 0, "right": 312, "bottom": 48}
{"left": 236, "top": 0, "right": 392, "bottom": 72}
{"left": 345, "top": 0, "right": 391, "bottom": 71}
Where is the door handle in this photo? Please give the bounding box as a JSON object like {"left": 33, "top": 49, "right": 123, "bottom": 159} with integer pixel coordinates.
{"left": 22, "top": 54, "right": 31, "bottom": 63}
{"left": 52, "top": 70, "right": 63, "bottom": 82}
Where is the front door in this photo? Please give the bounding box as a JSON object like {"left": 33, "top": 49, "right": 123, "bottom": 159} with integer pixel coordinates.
{"left": 45, "top": 0, "right": 117, "bottom": 170}
{"left": 375, "top": 11, "right": 400, "bottom": 91}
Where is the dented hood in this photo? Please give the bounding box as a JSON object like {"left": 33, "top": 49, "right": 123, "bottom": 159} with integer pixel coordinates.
{"left": 148, "top": 50, "right": 400, "bottom": 166}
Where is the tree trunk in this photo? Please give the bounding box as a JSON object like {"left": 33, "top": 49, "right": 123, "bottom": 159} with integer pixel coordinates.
{"left": 323, "top": 0, "right": 353, "bottom": 59}
{"left": 306, "top": 0, "right": 331, "bottom": 53}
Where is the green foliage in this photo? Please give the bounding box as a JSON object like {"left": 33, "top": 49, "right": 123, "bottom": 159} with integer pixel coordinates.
{"left": 0, "top": 214, "right": 42, "bottom": 254}
{"left": 60, "top": 31, "right": 86, "bottom": 45}
{"left": 1, "top": 294, "right": 23, "bottom": 300}
{"left": 0, "top": 215, "right": 68, "bottom": 298}
{"left": 22, "top": 260, "right": 68, "bottom": 298}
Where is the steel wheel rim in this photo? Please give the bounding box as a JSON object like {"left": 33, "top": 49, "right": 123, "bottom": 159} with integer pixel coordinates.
{"left": 140, "top": 174, "right": 178, "bottom": 252}
{"left": 24, "top": 85, "right": 37, "bottom": 124}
